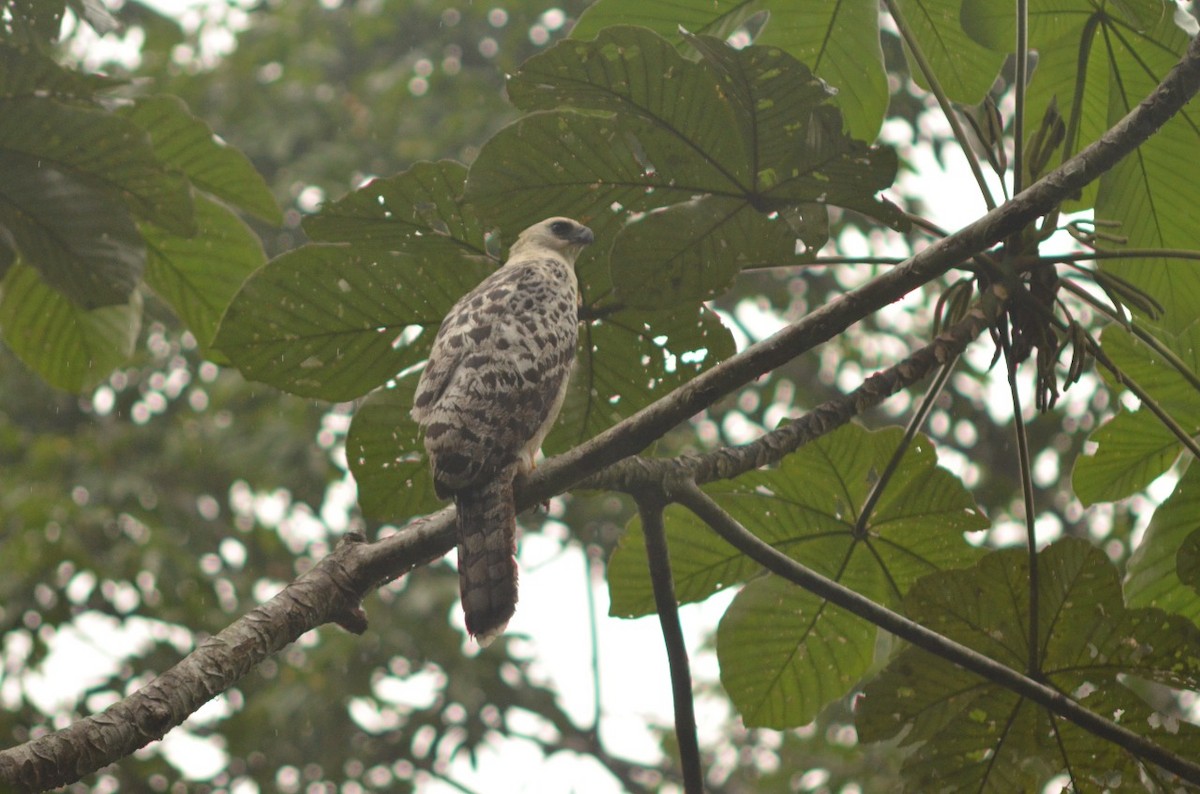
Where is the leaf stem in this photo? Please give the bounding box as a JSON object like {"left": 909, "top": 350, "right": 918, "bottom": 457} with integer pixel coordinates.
{"left": 1062, "top": 15, "right": 1102, "bottom": 163}
{"left": 1042, "top": 248, "right": 1200, "bottom": 264}
{"left": 1002, "top": 340, "right": 1042, "bottom": 678}
{"left": 853, "top": 358, "right": 957, "bottom": 537}
{"left": 882, "top": 0, "right": 997, "bottom": 211}
{"left": 1085, "top": 337, "right": 1200, "bottom": 460}
{"left": 1013, "top": 0, "right": 1029, "bottom": 196}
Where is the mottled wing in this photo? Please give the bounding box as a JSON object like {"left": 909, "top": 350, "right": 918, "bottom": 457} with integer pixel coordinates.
{"left": 412, "top": 258, "right": 578, "bottom": 496}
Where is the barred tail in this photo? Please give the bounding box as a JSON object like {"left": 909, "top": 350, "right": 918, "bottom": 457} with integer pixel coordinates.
{"left": 454, "top": 477, "right": 518, "bottom": 646}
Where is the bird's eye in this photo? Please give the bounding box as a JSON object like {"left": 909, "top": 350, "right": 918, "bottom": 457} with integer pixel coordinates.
{"left": 550, "top": 220, "right": 573, "bottom": 237}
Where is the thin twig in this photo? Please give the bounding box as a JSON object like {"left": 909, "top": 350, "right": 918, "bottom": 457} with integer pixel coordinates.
{"left": 585, "top": 547, "right": 603, "bottom": 734}
{"left": 634, "top": 492, "right": 704, "bottom": 794}
{"left": 1042, "top": 248, "right": 1200, "bottom": 264}
{"left": 853, "top": 358, "right": 957, "bottom": 536}
{"left": 1060, "top": 279, "right": 1200, "bottom": 396}
{"left": 674, "top": 482, "right": 1200, "bottom": 785}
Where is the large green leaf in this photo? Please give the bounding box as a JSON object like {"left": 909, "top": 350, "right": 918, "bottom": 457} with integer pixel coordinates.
{"left": 1094, "top": 11, "right": 1200, "bottom": 335}
{"left": 0, "top": 150, "right": 144, "bottom": 308}
{"left": 569, "top": 0, "right": 888, "bottom": 140}
{"left": 469, "top": 27, "right": 902, "bottom": 309}
{"left": 212, "top": 244, "right": 491, "bottom": 401}
{"left": 345, "top": 373, "right": 443, "bottom": 522}
{"left": 610, "top": 423, "right": 985, "bottom": 728}
{"left": 215, "top": 160, "right": 495, "bottom": 400}
{"left": 554, "top": 305, "right": 736, "bottom": 450}
{"left": 0, "top": 262, "right": 140, "bottom": 392}
{"left": 0, "top": 96, "right": 194, "bottom": 236}
{"left": 609, "top": 423, "right": 988, "bottom": 617}
{"left": 608, "top": 196, "right": 815, "bottom": 308}
{"left": 964, "top": 0, "right": 1169, "bottom": 56}
{"left": 1125, "top": 463, "right": 1200, "bottom": 624}
{"left": 120, "top": 95, "right": 281, "bottom": 225}
{"left": 1072, "top": 408, "right": 1182, "bottom": 505}
{"left": 1073, "top": 322, "right": 1200, "bottom": 505}
{"left": 608, "top": 501, "right": 745, "bottom": 618}
{"left": 1097, "top": 322, "right": 1200, "bottom": 418}
{"left": 857, "top": 538, "right": 1200, "bottom": 792}
{"left": 142, "top": 195, "right": 266, "bottom": 352}
{"left": 303, "top": 160, "right": 485, "bottom": 255}
{"left": 0, "top": 41, "right": 116, "bottom": 97}
{"left": 717, "top": 577, "right": 876, "bottom": 728}
{"left": 895, "top": 0, "right": 1006, "bottom": 104}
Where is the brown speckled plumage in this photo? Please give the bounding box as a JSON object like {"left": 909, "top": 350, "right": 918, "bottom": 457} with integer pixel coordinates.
{"left": 411, "top": 217, "right": 593, "bottom": 645}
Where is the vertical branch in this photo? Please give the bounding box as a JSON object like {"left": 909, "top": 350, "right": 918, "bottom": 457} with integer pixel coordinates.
{"left": 1003, "top": 345, "right": 1041, "bottom": 678}
{"left": 635, "top": 493, "right": 703, "bottom": 794}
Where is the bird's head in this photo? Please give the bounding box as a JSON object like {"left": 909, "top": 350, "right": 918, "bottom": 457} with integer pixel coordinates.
{"left": 510, "top": 217, "right": 594, "bottom": 263}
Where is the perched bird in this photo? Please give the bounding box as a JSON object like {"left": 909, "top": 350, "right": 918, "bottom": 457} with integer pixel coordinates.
{"left": 411, "top": 217, "right": 594, "bottom": 645}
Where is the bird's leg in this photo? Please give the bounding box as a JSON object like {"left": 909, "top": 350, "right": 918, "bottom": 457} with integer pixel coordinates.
{"left": 517, "top": 450, "right": 551, "bottom": 512}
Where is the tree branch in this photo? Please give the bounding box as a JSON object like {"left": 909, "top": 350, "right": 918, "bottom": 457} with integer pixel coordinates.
{"left": 5, "top": 28, "right": 1199, "bottom": 794}
{"left": 672, "top": 482, "right": 1200, "bottom": 785}
{"left": 529, "top": 28, "right": 1200, "bottom": 503}
{"left": 578, "top": 284, "right": 1004, "bottom": 496}
{"left": 0, "top": 532, "right": 386, "bottom": 790}
{"left": 0, "top": 518, "right": 505, "bottom": 790}
{"left": 686, "top": 285, "right": 1006, "bottom": 484}
{"left": 634, "top": 491, "right": 703, "bottom": 794}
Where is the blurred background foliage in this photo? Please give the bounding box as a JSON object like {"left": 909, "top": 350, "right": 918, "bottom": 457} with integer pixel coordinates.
{"left": 1, "top": 0, "right": 1195, "bottom": 791}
